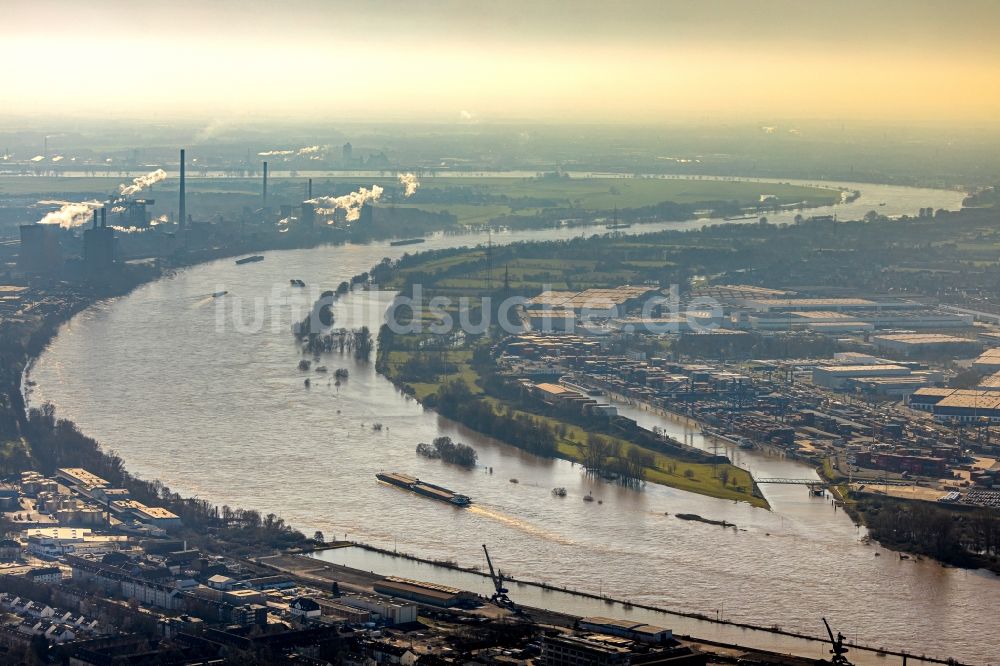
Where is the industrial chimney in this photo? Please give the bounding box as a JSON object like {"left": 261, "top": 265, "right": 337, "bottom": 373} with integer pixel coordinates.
{"left": 262, "top": 161, "right": 268, "bottom": 208}
{"left": 92, "top": 209, "right": 98, "bottom": 230}
{"left": 307, "top": 177, "right": 312, "bottom": 200}
{"left": 179, "top": 148, "right": 186, "bottom": 232}
{"left": 100, "top": 206, "right": 106, "bottom": 228}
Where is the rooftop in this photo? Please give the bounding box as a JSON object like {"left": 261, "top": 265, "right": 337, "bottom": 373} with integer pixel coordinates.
{"left": 873, "top": 333, "right": 974, "bottom": 344}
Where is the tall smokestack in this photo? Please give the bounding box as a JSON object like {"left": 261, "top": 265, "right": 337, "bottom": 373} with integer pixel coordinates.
{"left": 179, "top": 149, "right": 186, "bottom": 232}
{"left": 93, "top": 209, "right": 98, "bottom": 230}
{"left": 262, "top": 161, "right": 268, "bottom": 208}
{"left": 100, "top": 207, "right": 106, "bottom": 228}
{"left": 307, "top": 178, "right": 312, "bottom": 200}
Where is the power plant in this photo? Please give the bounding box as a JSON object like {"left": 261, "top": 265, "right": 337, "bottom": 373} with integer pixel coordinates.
{"left": 82, "top": 207, "right": 115, "bottom": 277}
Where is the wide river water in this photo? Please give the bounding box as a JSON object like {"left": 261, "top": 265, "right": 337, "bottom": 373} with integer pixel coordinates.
{"left": 27, "top": 179, "right": 997, "bottom": 664}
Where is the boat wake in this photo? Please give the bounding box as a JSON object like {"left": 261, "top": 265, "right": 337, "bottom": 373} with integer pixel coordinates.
{"left": 466, "top": 505, "right": 576, "bottom": 546}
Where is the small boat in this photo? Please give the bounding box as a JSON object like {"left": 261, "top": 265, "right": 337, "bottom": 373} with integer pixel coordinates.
{"left": 604, "top": 222, "right": 631, "bottom": 230}
{"left": 509, "top": 478, "right": 519, "bottom": 484}
{"left": 303, "top": 378, "right": 311, "bottom": 388}
{"left": 552, "top": 487, "right": 567, "bottom": 497}
{"left": 389, "top": 238, "right": 426, "bottom": 247}
{"left": 290, "top": 279, "right": 306, "bottom": 287}
{"left": 211, "top": 290, "right": 228, "bottom": 298}
{"left": 334, "top": 368, "right": 349, "bottom": 379}
{"left": 583, "top": 492, "right": 595, "bottom": 502}
{"left": 372, "top": 423, "right": 383, "bottom": 431}
{"left": 235, "top": 255, "right": 264, "bottom": 265}
{"left": 298, "top": 360, "right": 311, "bottom": 371}
{"left": 315, "top": 366, "right": 328, "bottom": 373}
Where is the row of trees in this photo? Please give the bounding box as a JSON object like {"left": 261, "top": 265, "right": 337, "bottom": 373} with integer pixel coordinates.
{"left": 428, "top": 380, "right": 559, "bottom": 458}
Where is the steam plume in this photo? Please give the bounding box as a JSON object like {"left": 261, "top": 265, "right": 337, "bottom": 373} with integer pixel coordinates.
{"left": 307, "top": 185, "right": 383, "bottom": 222}
{"left": 119, "top": 169, "right": 167, "bottom": 196}
{"left": 398, "top": 173, "right": 420, "bottom": 197}
{"left": 257, "top": 145, "right": 324, "bottom": 157}
{"left": 38, "top": 200, "right": 103, "bottom": 228}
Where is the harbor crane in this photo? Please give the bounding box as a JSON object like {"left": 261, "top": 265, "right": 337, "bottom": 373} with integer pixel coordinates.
{"left": 482, "top": 544, "right": 520, "bottom": 613}
{"left": 822, "top": 618, "right": 853, "bottom": 666}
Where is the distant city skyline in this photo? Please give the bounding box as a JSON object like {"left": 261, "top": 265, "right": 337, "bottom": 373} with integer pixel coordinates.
{"left": 4, "top": 0, "right": 1000, "bottom": 123}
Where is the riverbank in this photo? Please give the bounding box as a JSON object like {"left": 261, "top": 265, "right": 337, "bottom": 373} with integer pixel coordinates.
{"left": 305, "top": 542, "right": 959, "bottom": 665}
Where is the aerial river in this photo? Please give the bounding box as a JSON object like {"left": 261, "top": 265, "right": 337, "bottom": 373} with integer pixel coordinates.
{"left": 27, "top": 178, "right": 997, "bottom": 664}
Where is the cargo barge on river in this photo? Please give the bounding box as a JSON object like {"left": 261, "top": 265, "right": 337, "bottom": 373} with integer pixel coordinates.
{"left": 376, "top": 472, "right": 472, "bottom": 506}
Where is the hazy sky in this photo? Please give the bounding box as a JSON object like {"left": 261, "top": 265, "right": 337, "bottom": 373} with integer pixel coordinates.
{"left": 5, "top": 0, "right": 1000, "bottom": 124}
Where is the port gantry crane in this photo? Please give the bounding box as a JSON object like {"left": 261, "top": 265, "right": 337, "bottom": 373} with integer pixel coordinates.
{"left": 822, "top": 618, "right": 854, "bottom": 666}
{"left": 482, "top": 544, "right": 521, "bottom": 614}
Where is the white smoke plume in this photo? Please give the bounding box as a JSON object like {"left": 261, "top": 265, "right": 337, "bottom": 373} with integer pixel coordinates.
{"left": 258, "top": 145, "right": 324, "bottom": 157}
{"left": 398, "top": 173, "right": 420, "bottom": 197}
{"left": 38, "top": 200, "right": 103, "bottom": 228}
{"left": 119, "top": 169, "right": 167, "bottom": 197}
{"left": 307, "top": 185, "right": 383, "bottom": 222}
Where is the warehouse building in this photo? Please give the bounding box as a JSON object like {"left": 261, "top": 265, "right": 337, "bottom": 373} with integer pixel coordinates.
{"left": 910, "top": 388, "right": 1000, "bottom": 422}
{"left": 579, "top": 617, "right": 672, "bottom": 644}
{"left": 812, "top": 364, "right": 911, "bottom": 390}
{"left": 931, "top": 391, "right": 1000, "bottom": 423}
{"left": 736, "top": 297, "right": 918, "bottom": 313}
{"left": 872, "top": 333, "right": 981, "bottom": 358}
{"left": 372, "top": 576, "right": 475, "bottom": 607}
{"left": 973, "top": 348, "right": 1000, "bottom": 373}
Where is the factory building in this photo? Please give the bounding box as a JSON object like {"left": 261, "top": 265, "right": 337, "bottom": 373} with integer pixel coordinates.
{"left": 358, "top": 202, "right": 373, "bottom": 226}
{"left": 17, "top": 224, "right": 63, "bottom": 274}
{"left": 81, "top": 207, "right": 116, "bottom": 278}
{"left": 109, "top": 199, "right": 153, "bottom": 228}
{"left": 57, "top": 468, "right": 109, "bottom": 491}
{"left": 872, "top": 333, "right": 981, "bottom": 357}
